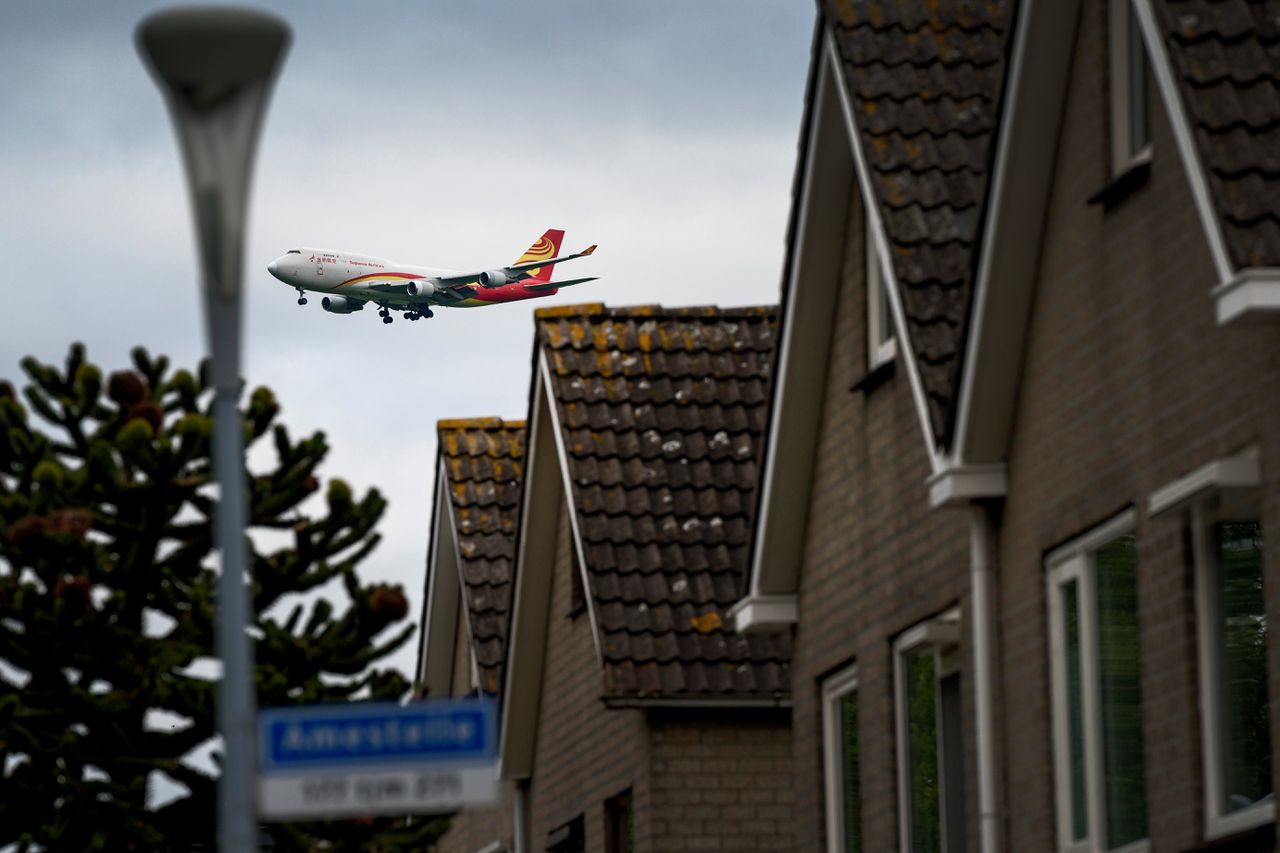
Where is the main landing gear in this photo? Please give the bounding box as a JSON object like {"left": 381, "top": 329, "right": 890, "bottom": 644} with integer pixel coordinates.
{"left": 295, "top": 288, "right": 307, "bottom": 306}
{"left": 404, "top": 307, "right": 435, "bottom": 322}
{"left": 378, "top": 306, "right": 393, "bottom": 325}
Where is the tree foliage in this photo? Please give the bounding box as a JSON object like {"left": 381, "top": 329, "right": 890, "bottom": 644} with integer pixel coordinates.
{"left": 0, "top": 344, "right": 443, "bottom": 850}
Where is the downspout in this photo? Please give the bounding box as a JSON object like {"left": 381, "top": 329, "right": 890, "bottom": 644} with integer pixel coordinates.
{"left": 513, "top": 779, "right": 530, "bottom": 853}
{"left": 970, "top": 503, "right": 1001, "bottom": 853}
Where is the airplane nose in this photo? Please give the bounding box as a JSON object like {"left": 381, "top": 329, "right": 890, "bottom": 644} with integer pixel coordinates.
{"left": 267, "top": 259, "right": 280, "bottom": 277}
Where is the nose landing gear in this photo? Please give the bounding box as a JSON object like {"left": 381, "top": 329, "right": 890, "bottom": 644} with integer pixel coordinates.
{"left": 295, "top": 288, "right": 307, "bottom": 306}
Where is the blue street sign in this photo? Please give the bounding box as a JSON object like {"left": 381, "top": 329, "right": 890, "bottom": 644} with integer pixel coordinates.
{"left": 258, "top": 698, "right": 495, "bottom": 775}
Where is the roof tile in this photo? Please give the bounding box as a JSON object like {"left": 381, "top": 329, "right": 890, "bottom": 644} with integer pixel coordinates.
{"left": 1155, "top": 0, "right": 1280, "bottom": 267}
{"left": 435, "top": 418, "right": 526, "bottom": 699}
{"left": 538, "top": 304, "right": 790, "bottom": 702}
{"left": 824, "top": 0, "right": 1016, "bottom": 446}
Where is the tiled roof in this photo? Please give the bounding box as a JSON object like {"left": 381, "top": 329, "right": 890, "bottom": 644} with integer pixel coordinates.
{"left": 536, "top": 304, "right": 790, "bottom": 702}
{"left": 437, "top": 418, "right": 525, "bottom": 696}
{"left": 1154, "top": 0, "right": 1280, "bottom": 268}
{"left": 824, "top": 0, "right": 1015, "bottom": 446}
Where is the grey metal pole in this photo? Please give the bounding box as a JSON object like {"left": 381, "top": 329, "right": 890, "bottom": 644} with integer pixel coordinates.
{"left": 136, "top": 9, "right": 289, "bottom": 851}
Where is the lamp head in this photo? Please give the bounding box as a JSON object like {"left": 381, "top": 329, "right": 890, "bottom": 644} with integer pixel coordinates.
{"left": 137, "top": 6, "right": 289, "bottom": 109}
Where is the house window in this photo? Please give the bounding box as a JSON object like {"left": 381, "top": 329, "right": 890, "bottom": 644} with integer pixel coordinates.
{"left": 1109, "top": 0, "right": 1152, "bottom": 175}
{"left": 546, "top": 814, "right": 584, "bottom": 853}
{"left": 894, "top": 610, "right": 966, "bottom": 853}
{"left": 822, "top": 663, "right": 861, "bottom": 853}
{"left": 605, "top": 788, "right": 634, "bottom": 853}
{"left": 867, "top": 218, "right": 896, "bottom": 371}
{"left": 1193, "top": 493, "right": 1274, "bottom": 838}
{"left": 1046, "top": 510, "right": 1149, "bottom": 851}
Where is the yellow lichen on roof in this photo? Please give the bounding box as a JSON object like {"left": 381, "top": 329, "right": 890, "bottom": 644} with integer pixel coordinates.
{"left": 533, "top": 302, "right": 605, "bottom": 320}
{"left": 437, "top": 417, "right": 508, "bottom": 431}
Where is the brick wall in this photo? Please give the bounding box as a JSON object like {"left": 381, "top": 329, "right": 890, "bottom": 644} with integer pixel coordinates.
{"left": 998, "top": 0, "right": 1280, "bottom": 849}
{"left": 647, "top": 708, "right": 795, "bottom": 851}
{"left": 787, "top": 182, "right": 972, "bottom": 850}
{"left": 526, "top": 501, "right": 651, "bottom": 851}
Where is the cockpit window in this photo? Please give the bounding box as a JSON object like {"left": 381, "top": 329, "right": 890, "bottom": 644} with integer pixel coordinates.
{"left": 286, "top": 249, "right": 301, "bottom": 254}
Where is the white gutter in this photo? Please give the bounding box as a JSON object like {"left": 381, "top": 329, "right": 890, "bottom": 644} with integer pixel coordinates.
{"left": 969, "top": 504, "right": 1001, "bottom": 852}
{"left": 512, "top": 780, "right": 529, "bottom": 853}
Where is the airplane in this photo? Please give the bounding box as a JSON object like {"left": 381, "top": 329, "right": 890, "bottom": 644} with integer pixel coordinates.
{"left": 265, "top": 229, "right": 598, "bottom": 325}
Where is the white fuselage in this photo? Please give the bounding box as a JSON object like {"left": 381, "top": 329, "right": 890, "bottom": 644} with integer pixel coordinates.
{"left": 267, "top": 248, "right": 451, "bottom": 307}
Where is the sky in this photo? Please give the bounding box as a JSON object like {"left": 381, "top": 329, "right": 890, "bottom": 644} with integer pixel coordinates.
{"left": 0, "top": 1, "right": 816, "bottom": 685}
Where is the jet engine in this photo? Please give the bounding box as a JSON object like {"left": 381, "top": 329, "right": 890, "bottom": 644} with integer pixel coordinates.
{"left": 406, "top": 279, "right": 436, "bottom": 298}
{"left": 321, "top": 295, "right": 363, "bottom": 314}
{"left": 478, "top": 269, "right": 510, "bottom": 288}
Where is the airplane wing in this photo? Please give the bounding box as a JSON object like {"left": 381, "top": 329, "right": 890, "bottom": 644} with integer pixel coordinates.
{"left": 507, "top": 244, "right": 597, "bottom": 274}
{"left": 524, "top": 276, "right": 599, "bottom": 291}
{"left": 366, "top": 283, "right": 414, "bottom": 295}
{"left": 433, "top": 245, "right": 598, "bottom": 286}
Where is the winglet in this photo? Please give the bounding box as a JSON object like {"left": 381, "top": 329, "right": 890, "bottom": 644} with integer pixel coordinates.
{"left": 580, "top": 244, "right": 597, "bottom": 256}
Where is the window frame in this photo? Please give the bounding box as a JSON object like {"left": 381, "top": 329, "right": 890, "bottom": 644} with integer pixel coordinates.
{"left": 1192, "top": 496, "right": 1275, "bottom": 840}
{"left": 893, "top": 609, "right": 964, "bottom": 853}
{"left": 605, "top": 788, "right": 635, "bottom": 853}
{"left": 1108, "top": 0, "right": 1152, "bottom": 177}
{"left": 822, "top": 662, "right": 861, "bottom": 853}
{"left": 866, "top": 218, "right": 896, "bottom": 371}
{"left": 1046, "top": 509, "right": 1149, "bottom": 853}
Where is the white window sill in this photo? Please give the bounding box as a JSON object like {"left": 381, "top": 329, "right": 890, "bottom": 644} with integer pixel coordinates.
{"left": 927, "top": 463, "right": 1008, "bottom": 508}
{"left": 728, "top": 594, "right": 797, "bottom": 634}
{"left": 1205, "top": 798, "right": 1275, "bottom": 842}
{"left": 1147, "top": 446, "right": 1259, "bottom": 516}
{"left": 1213, "top": 269, "right": 1280, "bottom": 325}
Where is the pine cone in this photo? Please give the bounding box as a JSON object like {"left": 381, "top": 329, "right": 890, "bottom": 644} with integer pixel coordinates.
{"left": 107, "top": 371, "right": 148, "bottom": 406}
{"left": 369, "top": 586, "right": 408, "bottom": 630}
{"left": 5, "top": 514, "right": 49, "bottom": 547}
{"left": 49, "top": 509, "right": 92, "bottom": 540}
{"left": 126, "top": 401, "right": 164, "bottom": 431}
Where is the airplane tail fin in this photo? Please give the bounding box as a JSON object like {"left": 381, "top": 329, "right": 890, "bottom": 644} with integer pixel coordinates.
{"left": 514, "top": 228, "right": 565, "bottom": 282}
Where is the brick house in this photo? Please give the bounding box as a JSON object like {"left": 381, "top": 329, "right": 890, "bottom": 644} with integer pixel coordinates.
{"left": 416, "top": 418, "right": 525, "bottom": 852}
{"left": 418, "top": 305, "right": 794, "bottom": 852}
{"left": 734, "top": 0, "right": 1280, "bottom": 851}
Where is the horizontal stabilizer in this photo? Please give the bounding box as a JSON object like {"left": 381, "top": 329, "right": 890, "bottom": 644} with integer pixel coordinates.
{"left": 525, "top": 276, "right": 598, "bottom": 291}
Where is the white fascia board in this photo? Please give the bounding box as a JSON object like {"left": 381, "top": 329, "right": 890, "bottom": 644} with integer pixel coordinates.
{"left": 539, "top": 352, "right": 604, "bottom": 668}
{"left": 927, "top": 463, "right": 1009, "bottom": 509}
{"left": 1212, "top": 268, "right": 1280, "bottom": 325}
{"left": 746, "top": 41, "right": 850, "bottom": 600}
{"left": 1147, "top": 445, "right": 1260, "bottom": 517}
{"left": 825, "top": 28, "right": 942, "bottom": 474}
{"left": 952, "top": 0, "right": 1083, "bottom": 466}
{"left": 419, "top": 464, "right": 461, "bottom": 697}
{"left": 727, "top": 594, "right": 798, "bottom": 634}
{"left": 498, "top": 362, "right": 564, "bottom": 782}
{"left": 1131, "top": 0, "right": 1236, "bottom": 285}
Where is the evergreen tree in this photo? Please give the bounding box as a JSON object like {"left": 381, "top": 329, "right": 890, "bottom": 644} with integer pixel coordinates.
{"left": 0, "top": 344, "right": 445, "bottom": 851}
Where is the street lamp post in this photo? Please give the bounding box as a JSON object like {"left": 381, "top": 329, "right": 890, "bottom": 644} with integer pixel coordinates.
{"left": 136, "top": 8, "right": 290, "bottom": 850}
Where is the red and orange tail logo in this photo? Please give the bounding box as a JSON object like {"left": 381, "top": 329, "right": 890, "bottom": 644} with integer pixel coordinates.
{"left": 515, "top": 228, "right": 564, "bottom": 281}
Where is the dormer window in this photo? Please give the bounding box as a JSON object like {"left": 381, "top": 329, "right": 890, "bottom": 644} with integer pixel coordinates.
{"left": 867, "top": 219, "right": 896, "bottom": 371}
{"left": 1110, "top": 0, "right": 1152, "bottom": 175}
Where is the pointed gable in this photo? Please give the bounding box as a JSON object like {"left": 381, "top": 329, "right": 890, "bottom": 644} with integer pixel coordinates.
{"left": 535, "top": 304, "right": 789, "bottom": 701}
{"left": 824, "top": 0, "right": 1016, "bottom": 446}
{"left": 1150, "top": 0, "right": 1280, "bottom": 268}
{"left": 437, "top": 418, "right": 525, "bottom": 696}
